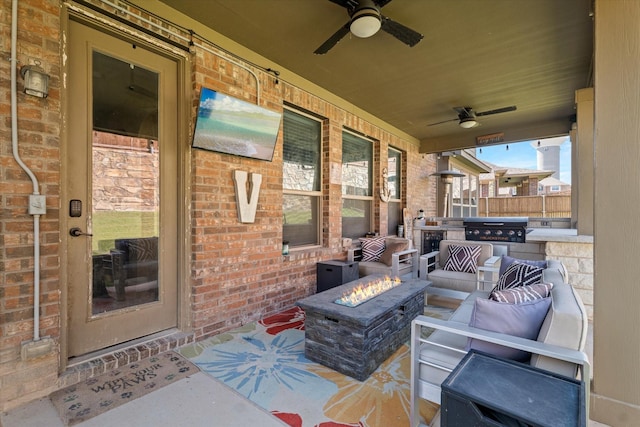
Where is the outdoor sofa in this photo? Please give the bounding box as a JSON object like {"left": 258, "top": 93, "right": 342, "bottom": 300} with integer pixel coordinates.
{"left": 410, "top": 258, "right": 590, "bottom": 427}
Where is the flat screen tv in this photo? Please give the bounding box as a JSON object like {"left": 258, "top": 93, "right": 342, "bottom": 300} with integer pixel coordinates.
{"left": 192, "top": 88, "right": 282, "bottom": 162}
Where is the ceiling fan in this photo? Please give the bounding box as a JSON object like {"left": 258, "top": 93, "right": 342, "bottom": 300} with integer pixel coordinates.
{"left": 314, "top": 0, "right": 423, "bottom": 55}
{"left": 428, "top": 105, "right": 518, "bottom": 129}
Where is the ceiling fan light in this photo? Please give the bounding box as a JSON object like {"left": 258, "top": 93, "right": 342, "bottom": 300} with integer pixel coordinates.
{"left": 459, "top": 117, "right": 477, "bottom": 128}
{"left": 350, "top": 9, "right": 381, "bottom": 38}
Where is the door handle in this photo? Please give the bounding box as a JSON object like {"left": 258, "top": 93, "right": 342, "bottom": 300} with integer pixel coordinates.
{"left": 69, "top": 227, "right": 93, "bottom": 237}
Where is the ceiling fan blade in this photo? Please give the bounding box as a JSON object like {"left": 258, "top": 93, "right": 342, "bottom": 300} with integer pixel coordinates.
{"left": 476, "top": 105, "right": 517, "bottom": 116}
{"left": 314, "top": 23, "right": 351, "bottom": 54}
{"left": 380, "top": 16, "right": 423, "bottom": 47}
{"left": 427, "top": 117, "right": 459, "bottom": 127}
{"left": 328, "top": 0, "right": 357, "bottom": 9}
{"left": 374, "top": 0, "right": 394, "bottom": 7}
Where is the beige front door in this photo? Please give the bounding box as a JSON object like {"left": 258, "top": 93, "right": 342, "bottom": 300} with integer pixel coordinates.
{"left": 66, "top": 20, "right": 179, "bottom": 357}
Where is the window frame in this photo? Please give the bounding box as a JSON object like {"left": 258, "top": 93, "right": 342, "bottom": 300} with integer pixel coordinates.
{"left": 282, "top": 106, "right": 323, "bottom": 249}
{"left": 341, "top": 129, "right": 374, "bottom": 238}
{"left": 387, "top": 146, "right": 403, "bottom": 235}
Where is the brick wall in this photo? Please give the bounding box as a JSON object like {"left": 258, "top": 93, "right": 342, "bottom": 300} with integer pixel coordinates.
{"left": 0, "top": 0, "right": 436, "bottom": 410}
{"left": 0, "top": 0, "right": 62, "bottom": 409}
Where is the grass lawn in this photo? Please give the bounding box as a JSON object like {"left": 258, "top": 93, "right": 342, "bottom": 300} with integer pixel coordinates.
{"left": 92, "top": 211, "right": 158, "bottom": 253}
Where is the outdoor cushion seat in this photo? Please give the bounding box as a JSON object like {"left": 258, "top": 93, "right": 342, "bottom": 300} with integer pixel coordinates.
{"left": 347, "top": 236, "right": 418, "bottom": 279}
{"left": 419, "top": 240, "right": 498, "bottom": 300}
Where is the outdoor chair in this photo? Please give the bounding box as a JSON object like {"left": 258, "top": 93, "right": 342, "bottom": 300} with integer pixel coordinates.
{"left": 347, "top": 235, "right": 418, "bottom": 279}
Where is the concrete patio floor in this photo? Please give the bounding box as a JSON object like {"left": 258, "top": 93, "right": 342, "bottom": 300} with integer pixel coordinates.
{"left": 1, "top": 317, "right": 609, "bottom": 427}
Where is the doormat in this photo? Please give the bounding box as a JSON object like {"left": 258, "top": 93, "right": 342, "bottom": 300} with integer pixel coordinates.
{"left": 50, "top": 351, "right": 198, "bottom": 426}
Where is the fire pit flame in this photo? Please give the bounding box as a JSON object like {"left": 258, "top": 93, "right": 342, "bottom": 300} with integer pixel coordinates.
{"left": 334, "top": 276, "right": 402, "bottom": 307}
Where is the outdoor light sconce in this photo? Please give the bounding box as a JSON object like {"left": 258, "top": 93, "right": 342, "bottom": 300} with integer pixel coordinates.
{"left": 20, "top": 63, "right": 49, "bottom": 98}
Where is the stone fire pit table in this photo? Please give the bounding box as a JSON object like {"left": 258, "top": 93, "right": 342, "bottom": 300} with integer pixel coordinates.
{"left": 296, "top": 274, "right": 430, "bottom": 381}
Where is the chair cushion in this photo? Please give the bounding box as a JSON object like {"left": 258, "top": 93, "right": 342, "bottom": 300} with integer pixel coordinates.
{"left": 490, "top": 282, "right": 554, "bottom": 304}
{"left": 378, "top": 241, "right": 409, "bottom": 266}
{"left": 443, "top": 244, "right": 482, "bottom": 274}
{"left": 466, "top": 297, "right": 552, "bottom": 361}
{"left": 493, "top": 261, "right": 544, "bottom": 291}
{"left": 499, "top": 255, "right": 548, "bottom": 277}
{"left": 360, "top": 236, "right": 386, "bottom": 262}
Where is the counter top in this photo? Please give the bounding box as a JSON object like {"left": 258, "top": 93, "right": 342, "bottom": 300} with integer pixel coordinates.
{"left": 526, "top": 228, "right": 593, "bottom": 243}
{"left": 413, "top": 225, "right": 465, "bottom": 231}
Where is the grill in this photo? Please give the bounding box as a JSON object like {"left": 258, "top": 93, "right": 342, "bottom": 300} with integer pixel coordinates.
{"left": 464, "top": 217, "right": 529, "bottom": 243}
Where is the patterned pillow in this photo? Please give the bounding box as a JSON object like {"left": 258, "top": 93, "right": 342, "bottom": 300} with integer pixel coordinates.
{"left": 493, "top": 261, "right": 544, "bottom": 292}
{"left": 490, "top": 282, "right": 554, "bottom": 304}
{"left": 127, "top": 237, "right": 158, "bottom": 263}
{"left": 443, "top": 245, "right": 482, "bottom": 274}
{"left": 360, "top": 237, "right": 386, "bottom": 262}
{"left": 498, "top": 255, "right": 548, "bottom": 277}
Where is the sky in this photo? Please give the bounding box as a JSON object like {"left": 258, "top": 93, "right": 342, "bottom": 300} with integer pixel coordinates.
{"left": 476, "top": 136, "right": 572, "bottom": 184}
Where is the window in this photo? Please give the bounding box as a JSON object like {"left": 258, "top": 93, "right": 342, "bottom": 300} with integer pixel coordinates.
{"left": 342, "top": 131, "right": 373, "bottom": 239}
{"left": 282, "top": 109, "right": 321, "bottom": 247}
{"left": 387, "top": 147, "right": 403, "bottom": 236}
{"left": 451, "top": 170, "right": 479, "bottom": 217}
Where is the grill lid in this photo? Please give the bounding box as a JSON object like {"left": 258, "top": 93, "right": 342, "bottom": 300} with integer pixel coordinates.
{"left": 463, "top": 217, "right": 528, "bottom": 227}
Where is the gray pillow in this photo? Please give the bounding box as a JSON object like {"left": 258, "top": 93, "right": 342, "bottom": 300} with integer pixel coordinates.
{"left": 499, "top": 255, "right": 547, "bottom": 277}
{"left": 466, "top": 297, "right": 552, "bottom": 361}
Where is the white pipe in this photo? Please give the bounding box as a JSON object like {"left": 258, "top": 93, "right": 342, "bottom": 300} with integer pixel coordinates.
{"left": 11, "top": 0, "right": 42, "bottom": 342}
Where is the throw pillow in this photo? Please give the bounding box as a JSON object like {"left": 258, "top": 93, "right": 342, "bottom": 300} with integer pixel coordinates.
{"left": 493, "top": 261, "right": 544, "bottom": 292}
{"left": 360, "top": 236, "right": 386, "bottom": 262}
{"left": 499, "top": 255, "right": 548, "bottom": 277}
{"left": 466, "top": 297, "right": 552, "bottom": 361}
{"left": 443, "top": 244, "right": 482, "bottom": 274}
{"left": 378, "top": 241, "right": 409, "bottom": 266}
{"left": 490, "top": 282, "right": 554, "bottom": 304}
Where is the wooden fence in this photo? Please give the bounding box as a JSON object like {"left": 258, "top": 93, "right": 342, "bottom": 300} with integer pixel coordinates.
{"left": 478, "top": 195, "right": 571, "bottom": 218}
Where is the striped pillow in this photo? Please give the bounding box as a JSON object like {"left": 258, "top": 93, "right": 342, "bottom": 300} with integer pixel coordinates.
{"left": 493, "top": 261, "right": 544, "bottom": 292}
{"left": 360, "top": 237, "right": 386, "bottom": 262}
{"left": 443, "top": 244, "right": 482, "bottom": 274}
{"left": 490, "top": 282, "right": 554, "bottom": 304}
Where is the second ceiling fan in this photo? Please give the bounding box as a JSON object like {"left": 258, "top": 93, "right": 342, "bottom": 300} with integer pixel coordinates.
{"left": 428, "top": 105, "right": 518, "bottom": 129}
{"left": 314, "top": 0, "right": 423, "bottom": 54}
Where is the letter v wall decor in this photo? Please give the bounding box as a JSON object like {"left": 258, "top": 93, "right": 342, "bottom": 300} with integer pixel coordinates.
{"left": 233, "top": 170, "right": 262, "bottom": 223}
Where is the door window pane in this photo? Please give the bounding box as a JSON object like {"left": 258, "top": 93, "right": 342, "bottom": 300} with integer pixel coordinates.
{"left": 91, "top": 51, "right": 159, "bottom": 314}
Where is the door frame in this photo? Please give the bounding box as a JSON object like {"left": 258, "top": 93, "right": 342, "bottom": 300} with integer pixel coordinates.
{"left": 59, "top": 7, "right": 192, "bottom": 368}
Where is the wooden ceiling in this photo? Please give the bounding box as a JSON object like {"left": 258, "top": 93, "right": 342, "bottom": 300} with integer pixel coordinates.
{"left": 157, "top": 0, "right": 594, "bottom": 152}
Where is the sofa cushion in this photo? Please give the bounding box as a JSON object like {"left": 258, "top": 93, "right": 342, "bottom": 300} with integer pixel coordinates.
{"left": 490, "top": 282, "right": 554, "bottom": 304}
{"left": 378, "top": 240, "right": 409, "bottom": 266}
{"left": 494, "top": 261, "right": 544, "bottom": 291}
{"left": 360, "top": 236, "right": 386, "bottom": 262}
{"left": 466, "top": 297, "right": 552, "bottom": 361}
{"left": 427, "top": 269, "right": 477, "bottom": 293}
{"left": 499, "top": 255, "right": 548, "bottom": 277}
{"left": 443, "top": 244, "right": 482, "bottom": 274}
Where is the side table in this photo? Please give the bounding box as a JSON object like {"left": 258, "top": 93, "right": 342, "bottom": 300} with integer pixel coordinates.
{"left": 441, "top": 350, "right": 586, "bottom": 427}
{"left": 316, "top": 260, "right": 359, "bottom": 293}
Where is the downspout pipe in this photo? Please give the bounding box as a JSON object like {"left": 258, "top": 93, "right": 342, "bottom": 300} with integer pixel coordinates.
{"left": 11, "top": 0, "right": 43, "bottom": 342}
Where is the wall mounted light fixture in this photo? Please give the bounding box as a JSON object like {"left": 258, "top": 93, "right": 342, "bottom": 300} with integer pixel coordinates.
{"left": 20, "top": 63, "right": 49, "bottom": 98}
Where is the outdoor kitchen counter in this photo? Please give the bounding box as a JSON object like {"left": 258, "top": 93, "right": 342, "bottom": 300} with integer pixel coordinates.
{"left": 526, "top": 228, "right": 593, "bottom": 243}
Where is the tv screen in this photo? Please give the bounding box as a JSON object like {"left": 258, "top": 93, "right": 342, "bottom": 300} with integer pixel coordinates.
{"left": 192, "top": 88, "right": 282, "bottom": 162}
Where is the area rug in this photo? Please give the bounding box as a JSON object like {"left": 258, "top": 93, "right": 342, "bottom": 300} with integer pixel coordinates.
{"left": 178, "top": 304, "right": 454, "bottom": 427}
{"left": 50, "top": 351, "right": 198, "bottom": 425}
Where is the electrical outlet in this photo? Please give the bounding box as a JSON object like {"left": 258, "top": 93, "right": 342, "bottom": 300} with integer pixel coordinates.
{"left": 28, "top": 194, "right": 46, "bottom": 215}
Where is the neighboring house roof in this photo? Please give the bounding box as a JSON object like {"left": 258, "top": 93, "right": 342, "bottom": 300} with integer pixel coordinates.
{"left": 539, "top": 176, "right": 571, "bottom": 187}
{"left": 479, "top": 161, "right": 554, "bottom": 187}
